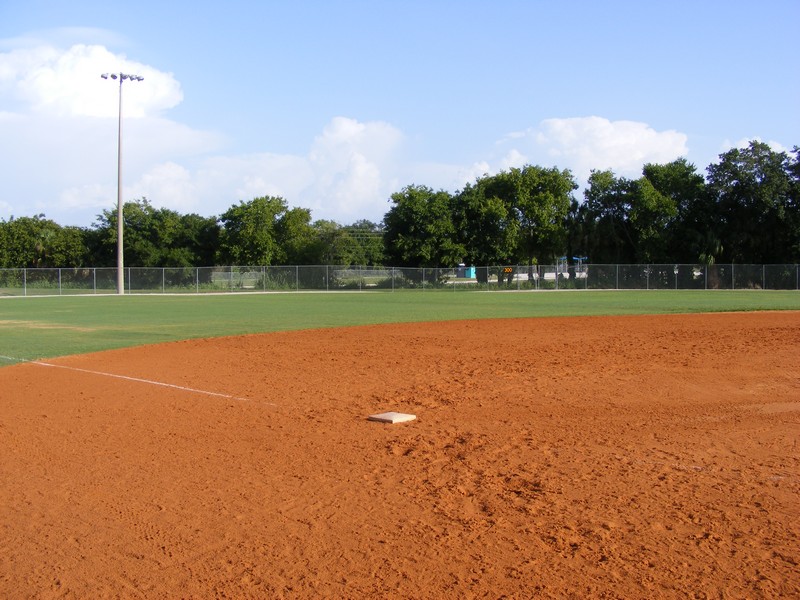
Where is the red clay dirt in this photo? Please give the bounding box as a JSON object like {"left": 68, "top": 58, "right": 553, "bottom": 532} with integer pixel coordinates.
{"left": 1, "top": 312, "right": 798, "bottom": 599}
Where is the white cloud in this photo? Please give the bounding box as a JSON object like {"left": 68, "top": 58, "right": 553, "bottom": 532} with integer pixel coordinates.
{"left": 501, "top": 116, "right": 689, "bottom": 183}
{"left": 724, "top": 137, "right": 788, "bottom": 154}
{"left": 498, "top": 149, "right": 528, "bottom": 171}
{"left": 0, "top": 43, "right": 182, "bottom": 118}
{"left": 123, "top": 120, "right": 403, "bottom": 222}
{"left": 305, "top": 116, "right": 404, "bottom": 221}
{"left": 130, "top": 162, "right": 195, "bottom": 211}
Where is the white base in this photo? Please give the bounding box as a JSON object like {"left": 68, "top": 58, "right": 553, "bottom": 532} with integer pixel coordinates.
{"left": 368, "top": 411, "right": 417, "bottom": 424}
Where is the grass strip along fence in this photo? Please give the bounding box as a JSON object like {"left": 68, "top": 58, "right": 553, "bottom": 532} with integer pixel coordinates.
{"left": 1, "top": 290, "right": 798, "bottom": 365}
{"left": 1, "top": 263, "right": 799, "bottom": 296}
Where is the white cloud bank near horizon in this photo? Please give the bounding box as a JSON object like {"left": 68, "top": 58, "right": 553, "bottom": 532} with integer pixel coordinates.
{"left": 2, "top": 42, "right": 698, "bottom": 227}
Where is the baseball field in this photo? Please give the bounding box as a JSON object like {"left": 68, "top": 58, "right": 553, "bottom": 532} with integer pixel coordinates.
{"left": 1, "top": 290, "right": 798, "bottom": 598}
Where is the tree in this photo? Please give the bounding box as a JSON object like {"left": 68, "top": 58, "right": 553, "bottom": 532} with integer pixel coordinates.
{"left": 787, "top": 146, "right": 800, "bottom": 261}
{"left": 707, "top": 141, "right": 799, "bottom": 263}
{"left": 307, "top": 220, "right": 357, "bottom": 265}
{"left": 344, "top": 220, "right": 386, "bottom": 266}
{"left": 274, "top": 207, "right": 316, "bottom": 264}
{"left": 453, "top": 177, "right": 518, "bottom": 283}
{"left": 576, "top": 168, "right": 683, "bottom": 264}
{"left": 303, "top": 220, "right": 385, "bottom": 266}
{"left": 578, "top": 170, "right": 638, "bottom": 263}
{"left": 495, "top": 166, "right": 576, "bottom": 266}
{"left": 0, "top": 215, "right": 87, "bottom": 268}
{"left": 383, "top": 185, "right": 464, "bottom": 268}
{"left": 174, "top": 213, "right": 221, "bottom": 267}
{"left": 217, "top": 196, "right": 288, "bottom": 265}
{"left": 90, "top": 198, "right": 220, "bottom": 267}
{"left": 641, "top": 159, "right": 711, "bottom": 263}
{"left": 628, "top": 177, "right": 677, "bottom": 263}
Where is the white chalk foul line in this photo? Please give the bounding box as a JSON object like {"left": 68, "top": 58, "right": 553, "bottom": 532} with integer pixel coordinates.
{"left": 2, "top": 355, "right": 271, "bottom": 405}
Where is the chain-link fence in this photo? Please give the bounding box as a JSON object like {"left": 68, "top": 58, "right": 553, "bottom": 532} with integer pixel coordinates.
{"left": 1, "top": 264, "right": 798, "bottom": 296}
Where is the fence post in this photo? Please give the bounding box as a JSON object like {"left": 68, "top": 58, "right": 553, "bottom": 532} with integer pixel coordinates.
{"left": 732, "top": 264, "right": 735, "bottom": 290}
{"left": 59, "top": 268, "right": 62, "bottom": 295}
{"left": 162, "top": 268, "right": 165, "bottom": 293}
{"left": 93, "top": 267, "right": 97, "bottom": 294}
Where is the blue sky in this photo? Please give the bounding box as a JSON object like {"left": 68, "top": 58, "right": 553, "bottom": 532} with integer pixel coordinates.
{"left": 1, "top": 0, "right": 798, "bottom": 227}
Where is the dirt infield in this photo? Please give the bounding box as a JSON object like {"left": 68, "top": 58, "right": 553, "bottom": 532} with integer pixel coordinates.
{"left": 1, "top": 312, "right": 798, "bottom": 598}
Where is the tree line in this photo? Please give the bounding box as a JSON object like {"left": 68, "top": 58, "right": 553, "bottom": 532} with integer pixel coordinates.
{"left": 1, "top": 141, "right": 797, "bottom": 270}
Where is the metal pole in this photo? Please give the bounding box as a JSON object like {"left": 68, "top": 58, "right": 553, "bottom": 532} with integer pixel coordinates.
{"left": 115, "top": 76, "right": 124, "bottom": 295}
{"left": 102, "top": 72, "right": 143, "bottom": 294}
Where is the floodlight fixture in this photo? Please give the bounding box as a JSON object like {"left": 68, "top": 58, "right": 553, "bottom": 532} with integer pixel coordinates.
{"left": 100, "top": 72, "right": 144, "bottom": 294}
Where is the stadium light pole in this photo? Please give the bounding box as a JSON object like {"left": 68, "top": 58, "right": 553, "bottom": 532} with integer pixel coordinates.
{"left": 101, "top": 72, "right": 144, "bottom": 295}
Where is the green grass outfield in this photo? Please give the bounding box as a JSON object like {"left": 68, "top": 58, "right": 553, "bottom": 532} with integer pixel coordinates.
{"left": 1, "top": 290, "right": 798, "bottom": 365}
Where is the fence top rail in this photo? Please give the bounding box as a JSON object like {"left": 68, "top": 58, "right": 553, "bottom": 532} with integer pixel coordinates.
{"left": 2, "top": 262, "right": 799, "bottom": 273}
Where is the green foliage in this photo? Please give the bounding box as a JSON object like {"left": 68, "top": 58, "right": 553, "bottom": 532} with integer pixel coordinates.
{"left": 629, "top": 178, "right": 677, "bottom": 263}
{"left": 308, "top": 220, "right": 355, "bottom": 265}
{"left": 90, "top": 198, "right": 220, "bottom": 267}
{"left": 642, "top": 159, "right": 710, "bottom": 263}
{"left": 346, "top": 220, "right": 386, "bottom": 266}
{"left": 453, "top": 178, "right": 519, "bottom": 279}
{"left": 706, "top": 141, "right": 799, "bottom": 263}
{"left": 575, "top": 170, "right": 638, "bottom": 263}
{"left": 274, "top": 207, "right": 316, "bottom": 264}
{"left": 483, "top": 165, "right": 576, "bottom": 266}
{"left": 307, "top": 220, "right": 385, "bottom": 266}
{"left": 217, "top": 196, "right": 288, "bottom": 265}
{"left": 0, "top": 215, "right": 87, "bottom": 268}
{"left": 384, "top": 185, "right": 465, "bottom": 267}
